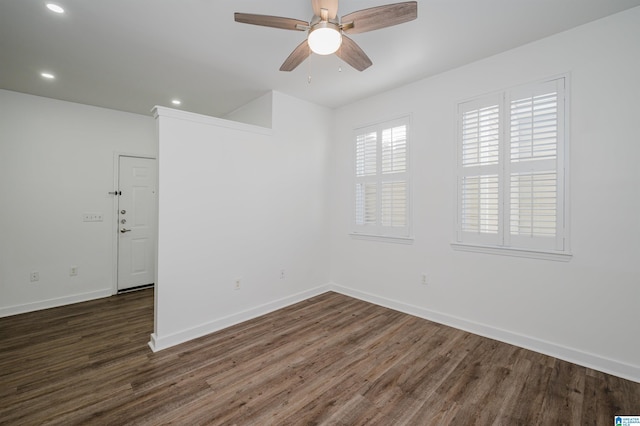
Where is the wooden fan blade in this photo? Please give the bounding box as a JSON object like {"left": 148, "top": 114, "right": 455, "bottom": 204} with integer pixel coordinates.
{"left": 335, "top": 35, "right": 372, "bottom": 71}
{"left": 312, "top": 0, "right": 338, "bottom": 19}
{"left": 234, "top": 13, "right": 308, "bottom": 31}
{"left": 280, "top": 40, "right": 311, "bottom": 71}
{"left": 341, "top": 1, "right": 417, "bottom": 34}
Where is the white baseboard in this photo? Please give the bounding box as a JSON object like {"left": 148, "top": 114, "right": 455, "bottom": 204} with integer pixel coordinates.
{"left": 0, "top": 289, "right": 113, "bottom": 318}
{"left": 148, "top": 284, "right": 332, "bottom": 352}
{"left": 145, "top": 280, "right": 639, "bottom": 383}
{"left": 329, "top": 282, "right": 640, "bottom": 384}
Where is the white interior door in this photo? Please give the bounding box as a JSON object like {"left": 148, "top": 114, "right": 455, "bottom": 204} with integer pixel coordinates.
{"left": 117, "top": 156, "right": 157, "bottom": 291}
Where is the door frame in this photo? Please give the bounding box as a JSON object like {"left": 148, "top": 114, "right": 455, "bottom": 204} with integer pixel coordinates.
{"left": 111, "top": 152, "right": 157, "bottom": 295}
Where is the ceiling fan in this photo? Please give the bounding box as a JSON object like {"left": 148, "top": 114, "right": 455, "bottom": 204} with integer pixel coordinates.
{"left": 234, "top": 0, "right": 417, "bottom": 72}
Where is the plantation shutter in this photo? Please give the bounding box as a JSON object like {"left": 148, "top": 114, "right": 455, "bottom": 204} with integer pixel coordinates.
{"left": 381, "top": 124, "right": 408, "bottom": 230}
{"left": 354, "top": 117, "right": 410, "bottom": 237}
{"left": 456, "top": 77, "right": 566, "bottom": 253}
{"left": 355, "top": 132, "right": 377, "bottom": 228}
{"left": 506, "top": 78, "right": 565, "bottom": 250}
{"left": 457, "top": 96, "right": 502, "bottom": 245}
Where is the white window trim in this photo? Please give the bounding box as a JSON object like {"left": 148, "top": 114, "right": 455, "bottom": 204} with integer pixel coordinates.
{"left": 452, "top": 75, "right": 572, "bottom": 260}
{"left": 451, "top": 242, "right": 572, "bottom": 262}
{"left": 350, "top": 233, "right": 415, "bottom": 245}
{"left": 352, "top": 115, "right": 413, "bottom": 241}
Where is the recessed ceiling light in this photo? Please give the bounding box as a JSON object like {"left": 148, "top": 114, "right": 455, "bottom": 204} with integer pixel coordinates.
{"left": 46, "top": 3, "right": 65, "bottom": 14}
{"left": 171, "top": 99, "right": 182, "bottom": 105}
{"left": 41, "top": 72, "right": 55, "bottom": 79}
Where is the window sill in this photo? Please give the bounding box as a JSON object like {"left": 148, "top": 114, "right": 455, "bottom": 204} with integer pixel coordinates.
{"left": 350, "top": 233, "right": 414, "bottom": 245}
{"left": 451, "top": 242, "right": 572, "bottom": 262}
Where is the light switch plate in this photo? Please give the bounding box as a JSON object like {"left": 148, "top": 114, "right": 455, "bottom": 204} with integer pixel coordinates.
{"left": 83, "top": 213, "right": 103, "bottom": 222}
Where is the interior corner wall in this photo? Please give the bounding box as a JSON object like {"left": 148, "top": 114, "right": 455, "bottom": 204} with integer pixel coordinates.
{"left": 223, "top": 91, "right": 273, "bottom": 129}
{"left": 0, "top": 90, "right": 156, "bottom": 316}
{"left": 152, "top": 92, "right": 332, "bottom": 350}
{"left": 328, "top": 7, "right": 640, "bottom": 381}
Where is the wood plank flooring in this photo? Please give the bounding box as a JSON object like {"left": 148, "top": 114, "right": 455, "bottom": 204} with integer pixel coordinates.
{"left": 1, "top": 289, "right": 639, "bottom": 425}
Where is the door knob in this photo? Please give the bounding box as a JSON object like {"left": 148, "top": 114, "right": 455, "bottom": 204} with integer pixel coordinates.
{"left": 120, "top": 228, "right": 131, "bottom": 233}
{"left": 121, "top": 210, "right": 126, "bottom": 214}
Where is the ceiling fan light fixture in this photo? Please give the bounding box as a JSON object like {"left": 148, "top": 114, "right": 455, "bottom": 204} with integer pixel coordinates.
{"left": 308, "top": 22, "right": 342, "bottom": 55}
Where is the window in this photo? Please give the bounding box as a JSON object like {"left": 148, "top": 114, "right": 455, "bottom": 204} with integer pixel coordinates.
{"left": 455, "top": 77, "right": 569, "bottom": 259}
{"left": 353, "top": 116, "right": 411, "bottom": 240}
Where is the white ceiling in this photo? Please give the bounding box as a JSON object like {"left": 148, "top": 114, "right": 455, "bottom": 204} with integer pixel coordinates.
{"left": 2, "top": 0, "right": 639, "bottom": 118}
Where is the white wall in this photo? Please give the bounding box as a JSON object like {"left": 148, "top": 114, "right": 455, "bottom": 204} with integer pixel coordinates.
{"left": 0, "top": 90, "right": 156, "bottom": 316}
{"left": 223, "top": 91, "right": 273, "bottom": 129}
{"left": 151, "top": 91, "right": 331, "bottom": 350}
{"left": 329, "top": 7, "right": 640, "bottom": 381}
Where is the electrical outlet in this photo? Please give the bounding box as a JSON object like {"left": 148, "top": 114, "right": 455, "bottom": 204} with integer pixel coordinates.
{"left": 70, "top": 266, "right": 78, "bottom": 276}
{"left": 235, "top": 278, "right": 241, "bottom": 290}
{"left": 421, "top": 274, "right": 428, "bottom": 285}
{"left": 30, "top": 271, "right": 40, "bottom": 282}
{"left": 280, "top": 269, "right": 285, "bottom": 280}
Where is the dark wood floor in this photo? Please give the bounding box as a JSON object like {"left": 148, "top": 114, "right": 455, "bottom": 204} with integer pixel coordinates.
{"left": 1, "top": 289, "right": 639, "bottom": 425}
